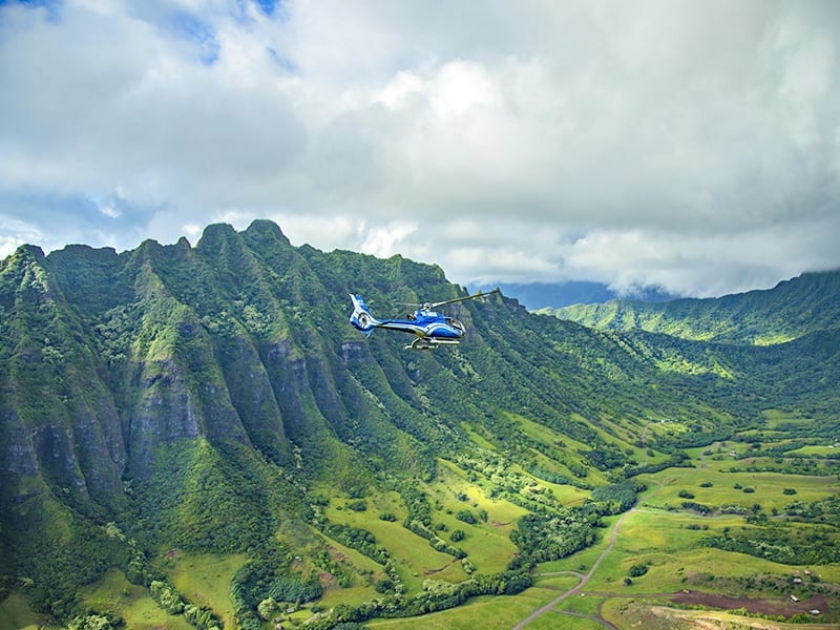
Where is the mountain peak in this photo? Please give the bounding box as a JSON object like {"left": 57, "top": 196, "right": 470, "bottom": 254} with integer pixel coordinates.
{"left": 9, "top": 243, "right": 46, "bottom": 263}
{"left": 244, "top": 218, "right": 291, "bottom": 246}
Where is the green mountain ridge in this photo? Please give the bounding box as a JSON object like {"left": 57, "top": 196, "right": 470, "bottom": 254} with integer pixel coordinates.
{"left": 547, "top": 269, "right": 840, "bottom": 345}
{"left": 1, "top": 220, "right": 839, "bottom": 628}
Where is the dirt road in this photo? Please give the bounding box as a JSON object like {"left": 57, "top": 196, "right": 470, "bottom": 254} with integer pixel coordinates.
{"left": 511, "top": 508, "right": 634, "bottom": 629}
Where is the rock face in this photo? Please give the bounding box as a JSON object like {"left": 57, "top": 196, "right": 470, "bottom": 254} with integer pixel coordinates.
{"left": 1, "top": 221, "right": 454, "bottom": 569}
{"left": 1, "top": 227, "right": 301, "bottom": 496}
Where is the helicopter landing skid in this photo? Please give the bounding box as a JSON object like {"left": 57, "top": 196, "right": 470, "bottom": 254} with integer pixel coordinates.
{"left": 405, "top": 337, "right": 460, "bottom": 351}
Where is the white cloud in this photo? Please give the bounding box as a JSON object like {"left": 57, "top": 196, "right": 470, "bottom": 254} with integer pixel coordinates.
{"left": 0, "top": 235, "right": 27, "bottom": 260}
{"left": 1, "top": 0, "right": 839, "bottom": 296}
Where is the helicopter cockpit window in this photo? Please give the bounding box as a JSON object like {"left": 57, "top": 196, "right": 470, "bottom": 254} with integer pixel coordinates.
{"left": 447, "top": 318, "right": 464, "bottom": 332}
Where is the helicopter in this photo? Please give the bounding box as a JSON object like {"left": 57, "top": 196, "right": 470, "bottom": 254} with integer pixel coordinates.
{"left": 349, "top": 289, "right": 501, "bottom": 350}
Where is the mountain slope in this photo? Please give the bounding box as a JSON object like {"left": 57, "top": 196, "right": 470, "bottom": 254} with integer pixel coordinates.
{"left": 548, "top": 269, "right": 840, "bottom": 344}
{"left": 1, "top": 221, "right": 839, "bottom": 627}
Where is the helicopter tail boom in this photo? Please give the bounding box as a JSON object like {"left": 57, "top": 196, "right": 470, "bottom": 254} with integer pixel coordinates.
{"left": 349, "top": 294, "right": 380, "bottom": 335}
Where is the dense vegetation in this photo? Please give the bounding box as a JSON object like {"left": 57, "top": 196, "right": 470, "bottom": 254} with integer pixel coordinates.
{"left": 1, "top": 221, "right": 839, "bottom": 628}
{"left": 546, "top": 269, "right": 840, "bottom": 345}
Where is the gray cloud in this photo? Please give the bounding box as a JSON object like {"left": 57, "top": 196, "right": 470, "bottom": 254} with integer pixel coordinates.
{"left": 1, "top": 0, "right": 839, "bottom": 296}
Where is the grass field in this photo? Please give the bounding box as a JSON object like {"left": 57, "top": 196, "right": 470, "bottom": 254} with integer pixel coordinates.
{"left": 637, "top": 465, "right": 840, "bottom": 514}
{"left": 325, "top": 492, "right": 467, "bottom": 591}
{"left": 17, "top": 429, "right": 840, "bottom": 630}
{"left": 81, "top": 569, "right": 194, "bottom": 630}
{"left": 426, "top": 461, "right": 528, "bottom": 572}
{"left": 365, "top": 582, "right": 576, "bottom": 630}
{"left": 164, "top": 551, "right": 247, "bottom": 629}
{"left": 519, "top": 453, "right": 840, "bottom": 629}
{"left": 0, "top": 592, "right": 52, "bottom": 630}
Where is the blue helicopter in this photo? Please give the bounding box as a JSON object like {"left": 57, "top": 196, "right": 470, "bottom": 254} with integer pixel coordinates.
{"left": 349, "top": 289, "right": 500, "bottom": 350}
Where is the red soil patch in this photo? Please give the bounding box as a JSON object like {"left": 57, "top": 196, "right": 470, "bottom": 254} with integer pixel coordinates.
{"left": 671, "top": 590, "right": 829, "bottom": 620}
{"left": 318, "top": 572, "right": 337, "bottom": 587}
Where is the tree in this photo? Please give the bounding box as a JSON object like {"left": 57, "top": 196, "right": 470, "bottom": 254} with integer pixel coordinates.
{"left": 257, "top": 597, "right": 276, "bottom": 621}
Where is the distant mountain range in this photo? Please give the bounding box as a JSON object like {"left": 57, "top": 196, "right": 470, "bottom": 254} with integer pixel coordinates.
{"left": 469, "top": 281, "right": 678, "bottom": 311}
{"left": 545, "top": 269, "right": 840, "bottom": 345}
{"left": 1, "top": 221, "right": 838, "bottom": 628}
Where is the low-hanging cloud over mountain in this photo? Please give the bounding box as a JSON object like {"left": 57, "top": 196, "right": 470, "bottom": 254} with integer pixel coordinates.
{"left": 2, "top": 0, "right": 839, "bottom": 296}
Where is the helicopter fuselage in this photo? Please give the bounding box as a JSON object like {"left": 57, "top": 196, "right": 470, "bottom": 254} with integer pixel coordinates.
{"left": 349, "top": 294, "right": 465, "bottom": 349}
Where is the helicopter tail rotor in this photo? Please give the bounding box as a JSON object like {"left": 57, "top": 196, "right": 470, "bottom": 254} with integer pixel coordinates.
{"left": 349, "top": 294, "right": 380, "bottom": 335}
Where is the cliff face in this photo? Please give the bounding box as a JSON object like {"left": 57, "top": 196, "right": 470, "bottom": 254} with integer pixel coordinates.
{"left": 0, "top": 221, "right": 427, "bottom": 556}
{"left": 0, "top": 245, "right": 125, "bottom": 511}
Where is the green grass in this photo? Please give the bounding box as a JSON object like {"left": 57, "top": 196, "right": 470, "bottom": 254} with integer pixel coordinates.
{"left": 636, "top": 465, "right": 840, "bottom": 515}
{"left": 325, "top": 496, "right": 466, "bottom": 592}
{"left": 615, "top": 509, "right": 736, "bottom": 554}
{"left": 16, "top": 435, "right": 840, "bottom": 630}
{"left": 527, "top": 614, "right": 604, "bottom": 630}
{"left": 460, "top": 422, "right": 497, "bottom": 450}
{"left": 556, "top": 592, "right": 604, "bottom": 616}
{"left": 318, "top": 584, "right": 376, "bottom": 609}
{"left": 0, "top": 592, "right": 52, "bottom": 630}
{"left": 532, "top": 574, "right": 581, "bottom": 592}
{"left": 426, "top": 461, "right": 527, "bottom": 573}
{"left": 96, "top": 454, "right": 840, "bottom": 630}
{"left": 163, "top": 551, "right": 247, "bottom": 629}
{"left": 536, "top": 541, "right": 610, "bottom": 576}
{"left": 365, "top": 584, "right": 569, "bottom": 630}
{"left": 80, "top": 569, "right": 193, "bottom": 630}
{"left": 790, "top": 444, "right": 839, "bottom": 456}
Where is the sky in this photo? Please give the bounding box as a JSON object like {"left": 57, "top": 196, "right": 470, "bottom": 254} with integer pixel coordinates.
{"left": 1, "top": 0, "right": 839, "bottom": 297}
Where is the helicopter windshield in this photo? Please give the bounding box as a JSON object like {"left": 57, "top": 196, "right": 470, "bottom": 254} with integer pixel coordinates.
{"left": 446, "top": 318, "right": 465, "bottom": 333}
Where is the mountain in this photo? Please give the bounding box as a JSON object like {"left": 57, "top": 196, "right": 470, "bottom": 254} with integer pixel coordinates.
{"left": 469, "top": 280, "right": 677, "bottom": 311}
{"left": 546, "top": 269, "right": 840, "bottom": 345}
{"left": 1, "top": 221, "right": 839, "bottom": 629}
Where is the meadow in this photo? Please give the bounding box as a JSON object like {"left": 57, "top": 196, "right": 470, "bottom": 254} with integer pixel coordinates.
{"left": 81, "top": 570, "right": 194, "bottom": 630}
{"left": 7, "top": 432, "right": 839, "bottom": 630}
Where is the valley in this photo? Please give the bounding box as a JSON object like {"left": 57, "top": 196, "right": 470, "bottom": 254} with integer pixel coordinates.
{"left": 4, "top": 429, "right": 840, "bottom": 630}
{"left": 1, "top": 221, "right": 839, "bottom": 630}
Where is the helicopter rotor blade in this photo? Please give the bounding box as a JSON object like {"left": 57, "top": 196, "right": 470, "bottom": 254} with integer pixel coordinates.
{"left": 427, "top": 288, "right": 501, "bottom": 310}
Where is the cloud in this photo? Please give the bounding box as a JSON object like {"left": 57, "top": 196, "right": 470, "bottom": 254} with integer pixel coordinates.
{"left": 1, "top": 0, "right": 839, "bottom": 296}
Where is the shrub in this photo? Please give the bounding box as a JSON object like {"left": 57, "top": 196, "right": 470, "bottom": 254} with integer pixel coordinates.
{"left": 374, "top": 579, "right": 394, "bottom": 594}
{"left": 628, "top": 564, "right": 648, "bottom": 577}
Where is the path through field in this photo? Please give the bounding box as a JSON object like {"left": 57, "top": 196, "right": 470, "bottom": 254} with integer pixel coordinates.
{"left": 511, "top": 508, "right": 633, "bottom": 629}
{"left": 512, "top": 425, "right": 661, "bottom": 629}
